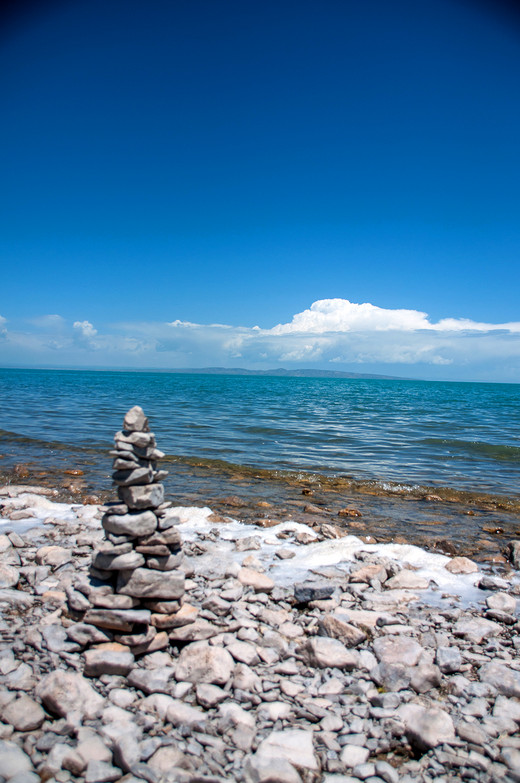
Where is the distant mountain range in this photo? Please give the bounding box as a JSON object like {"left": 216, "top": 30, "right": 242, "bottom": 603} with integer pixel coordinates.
{"left": 166, "top": 367, "right": 409, "bottom": 380}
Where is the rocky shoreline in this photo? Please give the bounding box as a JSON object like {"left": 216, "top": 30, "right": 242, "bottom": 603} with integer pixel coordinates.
{"left": 1, "top": 476, "right": 520, "bottom": 781}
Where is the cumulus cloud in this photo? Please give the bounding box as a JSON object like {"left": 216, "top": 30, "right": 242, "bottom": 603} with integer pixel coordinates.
{"left": 73, "top": 320, "right": 98, "bottom": 339}
{"left": 0, "top": 315, "right": 6, "bottom": 336}
{"left": 268, "top": 299, "right": 520, "bottom": 335}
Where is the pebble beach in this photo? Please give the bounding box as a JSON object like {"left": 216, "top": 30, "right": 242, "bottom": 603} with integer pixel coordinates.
{"left": 1, "top": 407, "right": 520, "bottom": 783}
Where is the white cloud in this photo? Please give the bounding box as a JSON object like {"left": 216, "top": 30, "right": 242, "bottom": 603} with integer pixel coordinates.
{"left": 1, "top": 300, "right": 520, "bottom": 381}
{"left": 268, "top": 298, "right": 520, "bottom": 335}
{"left": 73, "top": 320, "right": 97, "bottom": 339}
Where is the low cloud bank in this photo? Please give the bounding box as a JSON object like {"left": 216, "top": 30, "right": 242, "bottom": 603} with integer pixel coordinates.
{"left": 1, "top": 299, "right": 519, "bottom": 381}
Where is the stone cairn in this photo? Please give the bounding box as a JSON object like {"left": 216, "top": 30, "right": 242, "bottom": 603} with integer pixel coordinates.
{"left": 67, "top": 406, "right": 187, "bottom": 667}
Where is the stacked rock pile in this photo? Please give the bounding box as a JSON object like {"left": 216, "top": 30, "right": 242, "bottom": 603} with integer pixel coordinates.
{"left": 67, "top": 406, "right": 187, "bottom": 664}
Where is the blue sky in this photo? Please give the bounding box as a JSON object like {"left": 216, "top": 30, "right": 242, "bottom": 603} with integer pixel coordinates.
{"left": 1, "top": 0, "right": 520, "bottom": 381}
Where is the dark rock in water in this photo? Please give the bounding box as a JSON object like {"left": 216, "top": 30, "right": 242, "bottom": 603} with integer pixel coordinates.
{"left": 294, "top": 581, "right": 335, "bottom": 603}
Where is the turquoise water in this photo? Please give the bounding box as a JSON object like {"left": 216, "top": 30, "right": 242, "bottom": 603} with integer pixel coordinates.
{"left": 0, "top": 368, "right": 519, "bottom": 499}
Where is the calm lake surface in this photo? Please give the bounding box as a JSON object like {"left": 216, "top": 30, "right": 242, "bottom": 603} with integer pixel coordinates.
{"left": 1, "top": 368, "right": 519, "bottom": 559}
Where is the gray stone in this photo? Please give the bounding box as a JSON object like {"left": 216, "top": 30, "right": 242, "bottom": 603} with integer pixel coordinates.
{"left": 318, "top": 614, "right": 366, "bottom": 647}
{"left": 254, "top": 729, "right": 318, "bottom": 772}
{"left": 2, "top": 694, "right": 45, "bottom": 731}
{"left": 486, "top": 592, "right": 517, "bottom": 613}
{"left": 166, "top": 698, "right": 207, "bottom": 727}
{"left": 117, "top": 567, "right": 184, "bottom": 599}
{"left": 113, "top": 467, "right": 154, "bottom": 486}
{"left": 453, "top": 616, "right": 501, "bottom": 643}
{"left": 410, "top": 664, "right": 442, "bottom": 694}
{"left": 83, "top": 645, "right": 135, "bottom": 677}
{"left": 294, "top": 582, "right": 335, "bottom": 603}
{"left": 0, "top": 740, "right": 33, "bottom": 778}
{"left": 36, "top": 670, "right": 105, "bottom": 720}
{"left": 84, "top": 760, "right": 122, "bottom": 783}
{"left": 66, "top": 623, "right": 112, "bottom": 647}
{"left": 196, "top": 683, "right": 228, "bottom": 708}
{"left": 127, "top": 667, "right": 175, "bottom": 694}
{"left": 83, "top": 607, "right": 151, "bottom": 631}
{"left": 175, "top": 641, "right": 235, "bottom": 685}
{"left": 340, "top": 745, "right": 370, "bottom": 768}
{"left": 479, "top": 661, "right": 520, "bottom": 698}
{"left": 92, "top": 550, "right": 145, "bottom": 571}
{"left": 123, "top": 406, "right": 149, "bottom": 432}
{"left": 145, "top": 552, "right": 183, "bottom": 571}
{"left": 372, "top": 636, "right": 424, "bottom": 666}
{"left": 245, "top": 753, "right": 302, "bottom": 783}
{"left": 397, "top": 703, "right": 455, "bottom": 751}
{"left": 370, "top": 661, "right": 410, "bottom": 692}
{"left": 0, "top": 564, "right": 19, "bottom": 589}
{"left": 102, "top": 510, "right": 158, "bottom": 537}
{"left": 297, "top": 637, "right": 358, "bottom": 669}
{"left": 436, "top": 646, "right": 462, "bottom": 674}
{"left": 118, "top": 483, "right": 164, "bottom": 510}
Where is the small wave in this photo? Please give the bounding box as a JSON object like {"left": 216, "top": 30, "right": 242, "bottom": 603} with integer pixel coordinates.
{"left": 0, "top": 428, "right": 107, "bottom": 454}
{"left": 419, "top": 438, "right": 520, "bottom": 462}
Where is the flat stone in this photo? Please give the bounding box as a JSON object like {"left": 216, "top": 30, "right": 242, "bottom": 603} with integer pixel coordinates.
{"left": 147, "top": 745, "right": 191, "bottom": 775}
{"left": 92, "top": 550, "right": 145, "bottom": 571}
{"left": 245, "top": 753, "right": 302, "bottom": 783}
{"left": 445, "top": 556, "right": 479, "bottom": 574}
{"left": 3, "top": 695, "right": 45, "bottom": 731}
{"left": 83, "top": 644, "right": 135, "bottom": 677}
{"left": 318, "top": 614, "right": 366, "bottom": 647}
{"left": 371, "top": 661, "right": 411, "bottom": 692}
{"left": 453, "top": 616, "right": 501, "bottom": 643}
{"left": 118, "top": 483, "right": 164, "bottom": 510}
{"left": 175, "top": 641, "right": 235, "bottom": 685}
{"left": 254, "top": 729, "right": 318, "bottom": 772}
{"left": 84, "top": 759, "right": 122, "bottom": 783}
{"left": 138, "top": 528, "right": 182, "bottom": 548}
{"left": 349, "top": 563, "right": 387, "bottom": 584}
{"left": 238, "top": 567, "right": 275, "bottom": 593}
{"left": 397, "top": 703, "right": 455, "bottom": 751}
{"left": 486, "top": 592, "right": 517, "bottom": 613}
{"left": 297, "top": 637, "right": 358, "bottom": 669}
{"left": 127, "top": 666, "right": 175, "bottom": 694}
{"left": 294, "top": 582, "right": 335, "bottom": 603}
{"left": 227, "top": 640, "right": 260, "bottom": 665}
{"left": 166, "top": 698, "right": 207, "bottom": 727}
{"left": 385, "top": 571, "right": 429, "bottom": 589}
{"left": 89, "top": 592, "right": 139, "bottom": 609}
{"left": 132, "top": 631, "right": 169, "bottom": 656}
{"left": 169, "top": 619, "right": 222, "bottom": 642}
{"left": 117, "top": 567, "right": 184, "bottom": 599}
{"left": 37, "top": 670, "right": 105, "bottom": 720}
{"left": 479, "top": 661, "right": 520, "bottom": 698}
{"left": 112, "top": 467, "right": 154, "bottom": 486}
{"left": 372, "top": 636, "right": 424, "bottom": 666}
{"left": 151, "top": 604, "right": 198, "bottom": 629}
{"left": 83, "top": 607, "right": 151, "bottom": 631}
{"left": 35, "top": 545, "right": 72, "bottom": 567}
{"left": 102, "top": 510, "right": 158, "bottom": 537}
{"left": 145, "top": 552, "right": 183, "bottom": 571}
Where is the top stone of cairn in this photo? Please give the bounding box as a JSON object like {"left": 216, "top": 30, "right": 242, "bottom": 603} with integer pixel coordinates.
{"left": 123, "top": 406, "right": 149, "bottom": 433}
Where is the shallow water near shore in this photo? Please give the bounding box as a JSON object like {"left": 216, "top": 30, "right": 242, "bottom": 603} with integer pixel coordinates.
{"left": 0, "top": 367, "right": 519, "bottom": 562}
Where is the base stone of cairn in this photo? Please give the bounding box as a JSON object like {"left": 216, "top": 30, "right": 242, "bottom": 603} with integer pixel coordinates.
{"left": 67, "top": 406, "right": 188, "bottom": 669}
